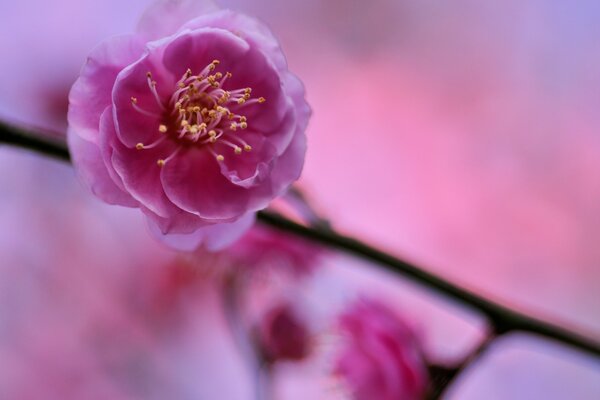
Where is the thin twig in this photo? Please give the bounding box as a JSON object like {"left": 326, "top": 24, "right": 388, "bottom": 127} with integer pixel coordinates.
{"left": 1, "top": 124, "right": 599, "bottom": 359}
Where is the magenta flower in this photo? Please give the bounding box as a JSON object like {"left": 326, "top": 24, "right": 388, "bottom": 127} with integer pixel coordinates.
{"left": 256, "top": 303, "right": 311, "bottom": 364}
{"left": 67, "top": 0, "right": 310, "bottom": 250}
{"left": 334, "top": 299, "right": 428, "bottom": 400}
{"left": 225, "top": 224, "right": 322, "bottom": 276}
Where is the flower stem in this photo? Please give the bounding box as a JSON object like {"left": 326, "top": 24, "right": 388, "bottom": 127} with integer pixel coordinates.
{"left": 1, "top": 122, "right": 599, "bottom": 359}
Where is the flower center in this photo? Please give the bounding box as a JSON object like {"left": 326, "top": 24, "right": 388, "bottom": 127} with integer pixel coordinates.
{"left": 130, "top": 60, "right": 266, "bottom": 167}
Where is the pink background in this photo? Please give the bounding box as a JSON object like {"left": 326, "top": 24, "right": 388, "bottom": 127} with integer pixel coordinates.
{"left": 0, "top": 0, "right": 599, "bottom": 398}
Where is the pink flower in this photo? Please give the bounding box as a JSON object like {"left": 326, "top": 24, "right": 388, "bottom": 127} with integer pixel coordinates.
{"left": 67, "top": 0, "right": 310, "bottom": 251}
{"left": 256, "top": 303, "right": 311, "bottom": 364}
{"left": 334, "top": 299, "right": 428, "bottom": 400}
{"left": 226, "top": 224, "right": 322, "bottom": 276}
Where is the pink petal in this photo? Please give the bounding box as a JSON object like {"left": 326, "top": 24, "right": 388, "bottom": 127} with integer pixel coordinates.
{"left": 68, "top": 34, "right": 145, "bottom": 142}
{"left": 97, "top": 107, "right": 132, "bottom": 195}
{"left": 107, "top": 122, "right": 181, "bottom": 218}
{"left": 179, "top": 10, "right": 288, "bottom": 71}
{"left": 215, "top": 136, "right": 276, "bottom": 189}
{"left": 147, "top": 211, "right": 255, "bottom": 251}
{"left": 67, "top": 128, "right": 138, "bottom": 207}
{"left": 268, "top": 124, "right": 307, "bottom": 196}
{"left": 111, "top": 48, "right": 173, "bottom": 149}
{"left": 137, "top": 0, "right": 219, "bottom": 41}
{"left": 160, "top": 147, "right": 253, "bottom": 219}
{"left": 141, "top": 205, "right": 211, "bottom": 235}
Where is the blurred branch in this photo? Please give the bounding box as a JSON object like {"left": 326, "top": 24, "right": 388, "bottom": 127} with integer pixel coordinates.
{"left": 0, "top": 121, "right": 71, "bottom": 161}
{"left": 2, "top": 123, "right": 599, "bottom": 360}
{"left": 427, "top": 332, "right": 496, "bottom": 399}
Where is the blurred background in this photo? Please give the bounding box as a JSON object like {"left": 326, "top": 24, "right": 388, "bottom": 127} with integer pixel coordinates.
{"left": 0, "top": 0, "right": 599, "bottom": 398}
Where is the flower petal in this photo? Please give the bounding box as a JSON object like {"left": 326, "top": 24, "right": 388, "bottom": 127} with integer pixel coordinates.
{"left": 68, "top": 34, "right": 145, "bottom": 142}
{"left": 179, "top": 10, "right": 288, "bottom": 71}
{"left": 147, "top": 211, "right": 255, "bottom": 251}
{"left": 107, "top": 121, "right": 181, "bottom": 218}
{"left": 269, "top": 122, "right": 307, "bottom": 197}
{"left": 67, "top": 127, "right": 138, "bottom": 207}
{"left": 111, "top": 46, "right": 174, "bottom": 149}
{"left": 160, "top": 147, "right": 252, "bottom": 219}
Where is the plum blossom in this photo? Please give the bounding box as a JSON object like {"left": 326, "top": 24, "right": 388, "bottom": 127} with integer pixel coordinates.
{"left": 67, "top": 0, "right": 310, "bottom": 251}
{"left": 226, "top": 224, "right": 322, "bottom": 276}
{"left": 255, "top": 302, "right": 311, "bottom": 364}
{"left": 334, "top": 299, "right": 428, "bottom": 400}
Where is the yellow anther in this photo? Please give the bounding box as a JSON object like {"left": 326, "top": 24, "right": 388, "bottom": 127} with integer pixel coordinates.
{"left": 178, "top": 82, "right": 186, "bottom": 88}
{"left": 258, "top": 97, "right": 266, "bottom": 103}
{"left": 244, "top": 145, "right": 252, "bottom": 152}
{"left": 158, "top": 124, "right": 167, "bottom": 133}
{"left": 240, "top": 116, "right": 247, "bottom": 122}
{"left": 215, "top": 72, "right": 223, "bottom": 79}
{"left": 181, "top": 120, "right": 189, "bottom": 126}
{"left": 237, "top": 98, "right": 246, "bottom": 105}
{"left": 234, "top": 146, "right": 242, "bottom": 155}
{"left": 209, "top": 136, "right": 217, "bottom": 143}
{"left": 136, "top": 143, "right": 144, "bottom": 150}
{"left": 157, "top": 159, "right": 166, "bottom": 167}
{"left": 226, "top": 72, "right": 232, "bottom": 78}
{"left": 208, "top": 110, "right": 217, "bottom": 118}
{"left": 131, "top": 97, "right": 138, "bottom": 104}
{"left": 208, "top": 130, "right": 217, "bottom": 136}
{"left": 199, "top": 123, "right": 207, "bottom": 130}
{"left": 230, "top": 123, "right": 237, "bottom": 131}
{"left": 193, "top": 106, "right": 201, "bottom": 112}
{"left": 212, "top": 59, "right": 220, "bottom": 65}
{"left": 240, "top": 122, "right": 248, "bottom": 129}
{"left": 216, "top": 154, "right": 225, "bottom": 162}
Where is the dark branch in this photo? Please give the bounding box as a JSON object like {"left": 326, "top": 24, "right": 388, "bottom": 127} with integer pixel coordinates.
{"left": 1, "top": 123, "right": 599, "bottom": 359}
{"left": 0, "top": 121, "right": 71, "bottom": 162}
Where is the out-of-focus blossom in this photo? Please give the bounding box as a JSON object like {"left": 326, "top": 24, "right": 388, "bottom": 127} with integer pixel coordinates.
{"left": 255, "top": 302, "right": 311, "bottom": 364}
{"left": 67, "top": 0, "right": 310, "bottom": 251}
{"left": 333, "top": 299, "right": 428, "bottom": 400}
{"left": 225, "top": 224, "right": 321, "bottom": 276}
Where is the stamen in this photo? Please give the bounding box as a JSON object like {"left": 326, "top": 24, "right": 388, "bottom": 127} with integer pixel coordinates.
{"left": 131, "top": 97, "right": 159, "bottom": 117}
{"left": 157, "top": 147, "right": 182, "bottom": 167}
{"left": 135, "top": 135, "right": 167, "bottom": 150}
{"left": 147, "top": 72, "right": 165, "bottom": 110}
{"left": 133, "top": 61, "right": 264, "bottom": 163}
